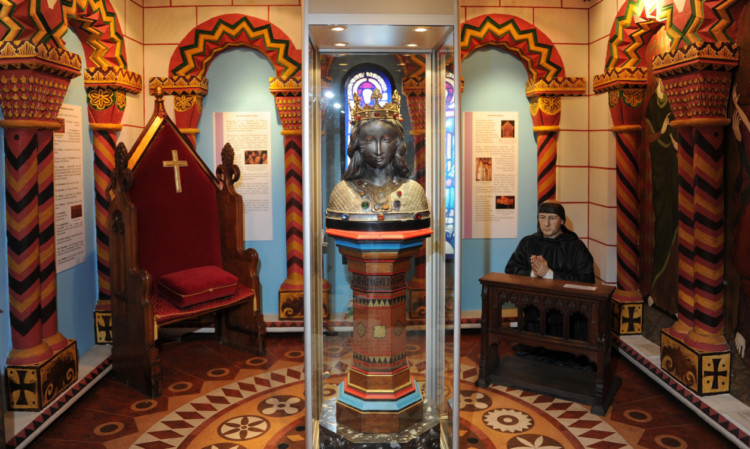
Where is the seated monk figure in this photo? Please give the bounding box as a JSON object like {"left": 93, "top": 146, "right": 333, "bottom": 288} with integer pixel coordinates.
{"left": 505, "top": 201, "right": 595, "bottom": 284}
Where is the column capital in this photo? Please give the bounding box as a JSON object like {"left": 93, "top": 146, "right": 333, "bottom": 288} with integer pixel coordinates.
{"left": 653, "top": 42, "right": 738, "bottom": 123}
{"left": 0, "top": 41, "right": 81, "bottom": 124}
{"left": 269, "top": 76, "right": 302, "bottom": 134}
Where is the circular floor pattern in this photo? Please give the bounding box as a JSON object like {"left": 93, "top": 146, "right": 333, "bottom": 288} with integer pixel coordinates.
{"left": 131, "top": 364, "right": 628, "bottom": 449}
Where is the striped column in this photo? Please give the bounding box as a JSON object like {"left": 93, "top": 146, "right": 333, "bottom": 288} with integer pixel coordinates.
{"left": 85, "top": 68, "right": 142, "bottom": 344}
{"left": 654, "top": 44, "right": 735, "bottom": 394}
{"left": 685, "top": 124, "right": 727, "bottom": 351}
{"left": 609, "top": 89, "right": 645, "bottom": 294}
{"left": 271, "top": 77, "right": 330, "bottom": 319}
{"left": 37, "top": 129, "right": 67, "bottom": 352}
{"left": 670, "top": 126, "right": 696, "bottom": 338}
{"left": 91, "top": 128, "right": 118, "bottom": 343}
{"left": 4, "top": 128, "right": 53, "bottom": 365}
{"left": 528, "top": 95, "right": 561, "bottom": 204}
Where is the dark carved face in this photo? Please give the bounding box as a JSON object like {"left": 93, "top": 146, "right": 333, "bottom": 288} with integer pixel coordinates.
{"left": 358, "top": 120, "right": 398, "bottom": 170}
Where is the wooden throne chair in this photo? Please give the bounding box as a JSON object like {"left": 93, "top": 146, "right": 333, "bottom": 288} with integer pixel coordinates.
{"left": 106, "top": 90, "right": 266, "bottom": 397}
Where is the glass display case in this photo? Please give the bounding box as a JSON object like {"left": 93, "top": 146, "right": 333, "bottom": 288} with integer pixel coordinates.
{"left": 302, "top": 2, "right": 461, "bottom": 447}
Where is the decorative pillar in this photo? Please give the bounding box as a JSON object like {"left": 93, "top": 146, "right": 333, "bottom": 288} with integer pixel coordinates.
{"left": 150, "top": 75, "right": 208, "bottom": 147}
{"left": 1, "top": 40, "right": 80, "bottom": 411}
{"left": 525, "top": 77, "right": 585, "bottom": 205}
{"left": 326, "top": 228, "right": 432, "bottom": 434}
{"left": 85, "top": 67, "right": 143, "bottom": 344}
{"left": 653, "top": 42, "right": 737, "bottom": 395}
{"left": 270, "top": 77, "right": 330, "bottom": 320}
{"left": 593, "top": 67, "right": 648, "bottom": 335}
{"left": 403, "top": 76, "right": 427, "bottom": 319}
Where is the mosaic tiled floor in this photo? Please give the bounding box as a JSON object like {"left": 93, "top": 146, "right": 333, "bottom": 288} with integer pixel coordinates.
{"left": 18, "top": 331, "right": 735, "bottom": 449}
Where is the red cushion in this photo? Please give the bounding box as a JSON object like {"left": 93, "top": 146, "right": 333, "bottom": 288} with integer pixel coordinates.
{"left": 158, "top": 266, "right": 239, "bottom": 308}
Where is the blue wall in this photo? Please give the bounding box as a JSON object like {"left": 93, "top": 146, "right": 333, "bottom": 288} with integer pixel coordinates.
{"left": 195, "top": 48, "right": 286, "bottom": 316}
{"left": 459, "top": 48, "right": 538, "bottom": 311}
{"left": 0, "top": 31, "right": 98, "bottom": 372}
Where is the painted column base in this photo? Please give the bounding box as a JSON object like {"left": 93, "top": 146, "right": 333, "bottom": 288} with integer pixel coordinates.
{"left": 661, "top": 330, "right": 731, "bottom": 395}
{"left": 94, "top": 311, "right": 113, "bottom": 344}
{"left": 5, "top": 340, "right": 78, "bottom": 411}
{"left": 279, "top": 287, "right": 330, "bottom": 320}
{"left": 612, "top": 289, "right": 643, "bottom": 335}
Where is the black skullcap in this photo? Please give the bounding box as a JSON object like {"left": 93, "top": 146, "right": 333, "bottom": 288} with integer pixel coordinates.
{"left": 538, "top": 201, "right": 565, "bottom": 223}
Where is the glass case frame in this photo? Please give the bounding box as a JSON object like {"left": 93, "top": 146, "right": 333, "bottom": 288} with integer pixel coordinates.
{"left": 303, "top": 2, "right": 461, "bottom": 447}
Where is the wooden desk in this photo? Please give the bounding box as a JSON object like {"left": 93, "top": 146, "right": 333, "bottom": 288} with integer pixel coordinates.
{"left": 476, "top": 273, "right": 619, "bottom": 416}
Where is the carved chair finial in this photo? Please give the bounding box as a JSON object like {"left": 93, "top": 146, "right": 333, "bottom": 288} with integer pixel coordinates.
{"left": 106, "top": 142, "right": 134, "bottom": 203}
{"left": 217, "top": 142, "right": 240, "bottom": 186}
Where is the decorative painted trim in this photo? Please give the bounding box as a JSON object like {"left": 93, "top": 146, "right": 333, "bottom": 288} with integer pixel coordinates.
{"left": 525, "top": 77, "right": 585, "bottom": 97}
{"left": 593, "top": 67, "right": 648, "bottom": 93}
{"left": 84, "top": 67, "right": 142, "bottom": 93}
{"left": 149, "top": 75, "right": 209, "bottom": 96}
{"left": 611, "top": 124, "right": 642, "bottom": 132}
{"left": 0, "top": 40, "right": 81, "bottom": 76}
{"left": 89, "top": 123, "right": 122, "bottom": 131}
{"left": 0, "top": 119, "right": 61, "bottom": 129}
{"left": 652, "top": 41, "right": 738, "bottom": 76}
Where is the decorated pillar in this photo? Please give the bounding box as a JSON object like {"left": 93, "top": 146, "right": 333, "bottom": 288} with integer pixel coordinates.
{"left": 402, "top": 76, "right": 427, "bottom": 319}
{"left": 326, "top": 228, "right": 432, "bottom": 435}
{"left": 653, "top": 42, "right": 737, "bottom": 395}
{"left": 271, "top": 76, "right": 330, "bottom": 320}
{"left": 525, "top": 77, "right": 585, "bottom": 205}
{"left": 593, "top": 67, "right": 649, "bottom": 335}
{"left": 1, "top": 40, "right": 80, "bottom": 410}
{"left": 150, "top": 75, "right": 208, "bottom": 147}
{"left": 86, "top": 67, "right": 143, "bottom": 344}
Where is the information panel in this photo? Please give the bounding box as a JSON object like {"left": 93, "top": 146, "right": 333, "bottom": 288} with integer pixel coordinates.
{"left": 463, "top": 111, "right": 519, "bottom": 239}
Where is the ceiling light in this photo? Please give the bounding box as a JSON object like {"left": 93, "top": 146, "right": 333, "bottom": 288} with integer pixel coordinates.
{"left": 406, "top": 43, "right": 418, "bottom": 48}
{"left": 334, "top": 42, "right": 348, "bottom": 47}
{"left": 331, "top": 26, "right": 347, "bottom": 32}
{"left": 413, "top": 27, "right": 429, "bottom": 32}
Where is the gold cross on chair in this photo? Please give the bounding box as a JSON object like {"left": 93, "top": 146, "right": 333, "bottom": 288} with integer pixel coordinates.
{"left": 163, "top": 150, "right": 188, "bottom": 193}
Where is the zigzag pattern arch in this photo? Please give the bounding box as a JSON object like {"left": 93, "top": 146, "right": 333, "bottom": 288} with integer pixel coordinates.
{"left": 460, "top": 14, "right": 565, "bottom": 82}
{"left": 170, "top": 14, "right": 301, "bottom": 80}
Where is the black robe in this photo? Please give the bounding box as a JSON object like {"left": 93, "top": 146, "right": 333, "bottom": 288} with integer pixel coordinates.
{"left": 504, "top": 228, "right": 595, "bottom": 284}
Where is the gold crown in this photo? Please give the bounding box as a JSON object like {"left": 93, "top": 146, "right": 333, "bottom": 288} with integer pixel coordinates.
{"left": 350, "top": 88, "right": 402, "bottom": 124}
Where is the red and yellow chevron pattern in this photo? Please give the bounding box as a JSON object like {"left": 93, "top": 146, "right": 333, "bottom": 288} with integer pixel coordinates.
{"left": 5, "top": 128, "right": 54, "bottom": 365}
{"left": 615, "top": 130, "right": 640, "bottom": 292}
{"left": 170, "top": 14, "right": 301, "bottom": 80}
{"left": 460, "top": 14, "right": 564, "bottom": 82}
{"left": 62, "top": 0, "right": 127, "bottom": 69}
{"left": 37, "top": 130, "right": 67, "bottom": 352}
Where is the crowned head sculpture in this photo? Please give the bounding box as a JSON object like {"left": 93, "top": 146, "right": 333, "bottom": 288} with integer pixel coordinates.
{"left": 326, "top": 88, "right": 430, "bottom": 231}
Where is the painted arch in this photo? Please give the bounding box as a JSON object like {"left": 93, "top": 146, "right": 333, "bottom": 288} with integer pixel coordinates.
{"left": 460, "top": 14, "right": 565, "bottom": 82}
{"left": 169, "top": 14, "right": 301, "bottom": 80}
{"left": 61, "top": 0, "right": 128, "bottom": 69}
{"left": 604, "top": 0, "right": 745, "bottom": 71}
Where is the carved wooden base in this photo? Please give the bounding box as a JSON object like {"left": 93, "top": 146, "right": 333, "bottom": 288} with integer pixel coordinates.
{"left": 661, "top": 330, "right": 731, "bottom": 395}
{"left": 611, "top": 289, "right": 643, "bottom": 335}
{"left": 5, "top": 340, "right": 77, "bottom": 411}
{"left": 94, "top": 311, "right": 113, "bottom": 344}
